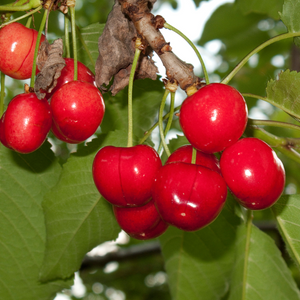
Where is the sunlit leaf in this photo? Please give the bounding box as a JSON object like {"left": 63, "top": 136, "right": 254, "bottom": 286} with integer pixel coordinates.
{"left": 272, "top": 194, "right": 300, "bottom": 270}
{"left": 40, "top": 131, "right": 128, "bottom": 281}
{"left": 159, "top": 194, "right": 241, "bottom": 300}
{"left": 0, "top": 142, "right": 72, "bottom": 300}
{"left": 266, "top": 69, "right": 300, "bottom": 121}
{"left": 236, "top": 0, "right": 283, "bottom": 20}
{"left": 198, "top": 3, "right": 269, "bottom": 60}
{"left": 280, "top": 0, "right": 300, "bottom": 46}
{"left": 229, "top": 220, "right": 300, "bottom": 300}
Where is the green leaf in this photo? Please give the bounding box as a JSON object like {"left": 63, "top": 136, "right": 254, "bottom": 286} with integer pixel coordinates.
{"left": 40, "top": 131, "right": 127, "bottom": 282}
{"left": 280, "top": 0, "right": 300, "bottom": 46}
{"left": 272, "top": 194, "right": 300, "bottom": 270}
{"left": 236, "top": 0, "right": 283, "bottom": 20}
{"left": 0, "top": 142, "right": 72, "bottom": 300}
{"left": 69, "top": 23, "right": 105, "bottom": 72}
{"left": 266, "top": 69, "right": 300, "bottom": 121}
{"left": 280, "top": 0, "right": 300, "bottom": 34}
{"left": 101, "top": 78, "right": 164, "bottom": 139}
{"left": 192, "top": 0, "right": 209, "bottom": 8}
{"left": 229, "top": 219, "right": 300, "bottom": 300}
{"left": 198, "top": 3, "right": 269, "bottom": 60}
{"left": 159, "top": 194, "right": 241, "bottom": 300}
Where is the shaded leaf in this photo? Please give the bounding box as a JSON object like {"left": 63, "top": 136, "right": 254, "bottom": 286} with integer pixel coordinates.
{"left": 40, "top": 131, "right": 128, "bottom": 282}
{"left": 266, "top": 69, "right": 300, "bottom": 121}
{"left": 0, "top": 142, "right": 71, "bottom": 300}
{"left": 69, "top": 23, "right": 105, "bottom": 72}
{"left": 229, "top": 220, "right": 300, "bottom": 300}
{"left": 198, "top": 3, "right": 269, "bottom": 60}
{"left": 101, "top": 78, "right": 164, "bottom": 139}
{"left": 159, "top": 194, "right": 241, "bottom": 300}
{"left": 272, "top": 194, "right": 300, "bottom": 270}
{"left": 236, "top": 0, "right": 283, "bottom": 20}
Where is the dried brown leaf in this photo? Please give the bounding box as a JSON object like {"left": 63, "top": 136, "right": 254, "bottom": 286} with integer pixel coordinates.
{"left": 34, "top": 38, "right": 65, "bottom": 99}
{"left": 95, "top": 0, "right": 158, "bottom": 95}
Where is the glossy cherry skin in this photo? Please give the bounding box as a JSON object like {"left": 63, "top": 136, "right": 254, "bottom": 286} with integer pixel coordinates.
{"left": 220, "top": 137, "right": 285, "bottom": 210}
{"left": 3, "top": 93, "right": 52, "bottom": 153}
{"left": 152, "top": 162, "right": 227, "bottom": 231}
{"left": 51, "top": 121, "right": 78, "bottom": 143}
{"left": 93, "top": 145, "right": 162, "bottom": 207}
{"left": 166, "top": 145, "right": 221, "bottom": 174}
{"left": 0, "top": 22, "right": 45, "bottom": 79}
{"left": 113, "top": 199, "right": 168, "bottom": 240}
{"left": 50, "top": 80, "right": 105, "bottom": 143}
{"left": 0, "top": 113, "right": 12, "bottom": 149}
{"left": 45, "top": 58, "right": 95, "bottom": 99}
{"left": 179, "top": 83, "right": 248, "bottom": 153}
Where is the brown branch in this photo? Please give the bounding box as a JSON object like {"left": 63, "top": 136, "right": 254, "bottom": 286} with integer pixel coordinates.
{"left": 118, "top": 0, "right": 203, "bottom": 91}
{"left": 80, "top": 241, "right": 161, "bottom": 271}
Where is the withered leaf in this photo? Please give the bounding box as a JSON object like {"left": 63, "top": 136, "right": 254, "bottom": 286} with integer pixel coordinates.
{"left": 95, "top": 0, "right": 158, "bottom": 95}
{"left": 34, "top": 38, "right": 65, "bottom": 99}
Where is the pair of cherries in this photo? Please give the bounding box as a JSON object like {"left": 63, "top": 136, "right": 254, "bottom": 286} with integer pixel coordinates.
{"left": 0, "top": 58, "right": 105, "bottom": 153}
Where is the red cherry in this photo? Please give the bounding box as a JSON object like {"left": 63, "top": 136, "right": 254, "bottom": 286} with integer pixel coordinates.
{"left": 166, "top": 144, "right": 221, "bottom": 174}
{"left": 113, "top": 199, "right": 168, "bottom": 240}
{"left": 93, "top": 145, "right": 162, "bottom": 207}
{"left": 51, "top": 121, "right": 78, "bottom": 144}
{"left": 50, "top": 80, "right": 105, "bottom": 143}
{"left": 152, "top": 162, "right": 227, "bottom": 231}
{"left": 45, "top": 58, "right": 96, "bottom": 99}
{"left": 0, "top": 112, "right": 13, "bottom": 149}
{"left": 179, "top": 83, "right": 248, "bottom": 153}
{"left": 0, "top": 22, "right": 45, "bottom": 79}
{"left": 220, "top": 137, "right": 285, "bottom": 210}
{"left": 3, "top": 93, "right": 52, "bottom": 153}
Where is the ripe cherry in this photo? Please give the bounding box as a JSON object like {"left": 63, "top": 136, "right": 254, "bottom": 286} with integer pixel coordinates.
{"left": 152, "top": 162, "right": 227, "bottom": 231}
{"left": 93, "top": 145, "right": 162, "bottom": 207}
{"left": 0, "top": 113, "right": 12, "bottom": 149}
{"left": 0, "top": 22, "right": 45, "bottom": 80}
{"left": 50, "top": 80, "right": 105, "bottom": 143}
{"left": 179, "top": 83, "right": 248, "bottom": 153}
{"left": 45, "top": 58, "right": 95, "bottom": 99}
{"left": 113, "top": 199, "right": 168, "bottom": 240}
{"left": 2, "top": 93, "right": 52, "bottom": 153}
{"left": 166, "top": 144, "right": 221, "bottom": 174}
{"left": 220, "top": 137, "right": 285, "bottom": 210}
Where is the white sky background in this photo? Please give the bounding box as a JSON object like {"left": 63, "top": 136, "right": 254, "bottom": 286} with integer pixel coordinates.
{"left": 54, "top": 0, "right": 234, "bottom": 299}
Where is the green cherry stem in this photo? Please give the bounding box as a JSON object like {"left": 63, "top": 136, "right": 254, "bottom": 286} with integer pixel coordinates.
{"left": 191, "top": 147, "right": 197, "bottom": 164}
{"left": 0, "top": 0, "right": 41, "bottom": 12}
{"left": 70, "top": 5, "right": 78, "bottom": 81}
{"left": 158, "top": 89, "right": 171, "bottom": 157}
{"left": 157, "top": 91, "right": 175, "bottom": 154}
{"left": 64, "top": 14, "right": 71, "bottom": 58}
{"left": 139, "top": 104, "right": 181, "bottom": 145}
{"left": 164, "top": 22, "right": 210, "bottom": 84}
{"left": 243, "top": 93, "right": 300, "bottom": 123}
{"left": 0, "top": 5, "right": 42, "bottom": 29}
{"left": 222, "top": 32, "right": 300, "bottom": 85}
{"left": 246, "top": 126, "right": 300, "bottom": 164}
{"left": 0, "top": 72, "right": 5, "bottom": 117}
{"left": 127, "top": 40, "right": 141, "bottom": 147}
{"left": 248, "top": 118, "right": 300, "bottom": 133}
{"left": 30, "top": 8, "right": 47, "bottom": 88}
{"left": 25, "top": 15, "right": 32, "bottom": 28}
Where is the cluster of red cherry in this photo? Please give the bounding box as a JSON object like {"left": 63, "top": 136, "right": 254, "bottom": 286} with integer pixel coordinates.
{"left": 0, "top": 22, "right": 105, "bottom": 153}
{"left": 93, "top": 83, "right": 285, "bottom": 239}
